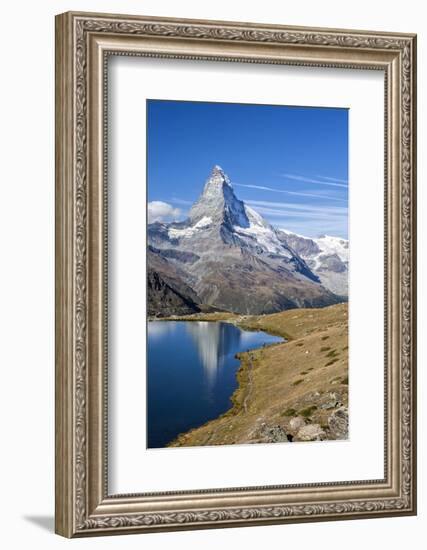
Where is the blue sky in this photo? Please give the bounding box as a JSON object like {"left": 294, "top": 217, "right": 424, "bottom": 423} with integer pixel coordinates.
{"left": 147, "top": 100, "right": 348, "bottom": 238}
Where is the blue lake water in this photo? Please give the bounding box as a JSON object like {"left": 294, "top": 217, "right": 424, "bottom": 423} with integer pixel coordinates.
{"left": 147, "top": 321, "right": 282, "bottom": 448}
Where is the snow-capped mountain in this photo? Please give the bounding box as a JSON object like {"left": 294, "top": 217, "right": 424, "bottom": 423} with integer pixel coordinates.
{"left": 148, "top": 166, "right": 347, "bottom": 316}
{"left": 278, "top": 230, "right": 349, "bottom": 296}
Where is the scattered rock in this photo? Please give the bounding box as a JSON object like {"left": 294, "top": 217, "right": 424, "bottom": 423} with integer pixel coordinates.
{"left": 259, "top": 423, "right": 290, "bottom": 442}
{"left": 295, "top": 424, "right": 325, "bottom": 442}
{"left": 320, "top": 392, "right": 343, "bottom": 409}
{"left": 329, "top": 392, "right": 342, "bottom": 401}
{"left": 328, "top": 407, "right": 348, "bottom": 439}
{"left": 320, "top": 401, "right": 338, "bottom": 410}
{"left": 289, "top": 416, "right": 306, "bottom": 432}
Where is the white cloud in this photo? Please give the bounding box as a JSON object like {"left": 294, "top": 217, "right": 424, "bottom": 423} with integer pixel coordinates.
{"left": 148, "top": 201, "right": 181, "bottom": 223}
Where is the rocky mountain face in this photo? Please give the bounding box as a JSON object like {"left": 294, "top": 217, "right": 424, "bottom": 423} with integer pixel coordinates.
{"left": 148, "top": 165, "right": 348, "bottom": 316}
{"left": 147, "top": 269, "right": 200, "bottom": 317}
{"left": 147, "top": 246, "right": 201, "bottom": 317}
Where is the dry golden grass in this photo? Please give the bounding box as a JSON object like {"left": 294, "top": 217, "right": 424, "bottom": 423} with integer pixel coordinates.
{"left": 169, "top": 303, "right": 348, "bottom": 447}
{"left": 238, "top": 302, "right": 348, "bottom": 340}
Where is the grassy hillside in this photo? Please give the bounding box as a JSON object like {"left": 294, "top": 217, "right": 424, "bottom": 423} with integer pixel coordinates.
{"left": 169, "top": 303, "right": 348, "bottom": 446}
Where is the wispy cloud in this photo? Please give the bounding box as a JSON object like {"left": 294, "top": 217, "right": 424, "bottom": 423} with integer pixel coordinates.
{"left": 285, "top": 190, "right": 345, "bottom": 201}
{"left": 280, "top": 173, "right": 348, "bottom": 188}
{"left": 246, "top": 199, "right": 348, "bottom": 238}
{"left": 315, "top": 175, "right": 348, "bottom": 184}
{"left": 246, "top": 200, "right": 347, "bottom": 219}
{"left": 246, "top": 199, "right": 347, "bottom": 215}
{"left": 233, "top": 182, "right": 346, "bottom": 202}
{"left": 253, "top": 207, "right": 341, "bottom": 220}
{"left": 276, "top": 219, "right": 348, "bottom": 238}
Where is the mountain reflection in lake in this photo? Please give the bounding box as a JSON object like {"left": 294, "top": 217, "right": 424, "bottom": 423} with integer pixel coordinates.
{"left": 185, "top": 322, "right": 241, "bottom": 386}
{"left": 147, "top": 321, "right": 282, "bottom": 448}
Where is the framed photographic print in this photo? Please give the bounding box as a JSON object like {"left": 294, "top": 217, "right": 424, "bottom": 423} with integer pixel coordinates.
{"left": 55, "top": 11, "right": 417, "bottom": 537}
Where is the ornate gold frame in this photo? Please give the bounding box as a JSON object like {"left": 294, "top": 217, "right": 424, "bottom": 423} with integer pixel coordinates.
{"left": 55, "top": 11, "right": 417, "bottom": 537}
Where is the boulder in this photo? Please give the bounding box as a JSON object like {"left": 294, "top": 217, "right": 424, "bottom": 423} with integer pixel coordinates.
{"left": 328, "top": 407, "right": 349, "bottom": 440}
{"left": 295, "top": 424, "right": 325, "bottom": 441}
{"left": 320, "top": 401, "right": 338, "bottom": 410}
{"left": 289, "top": 416, "right": 306, "bottom": 432}
{"left": 259, "top": 423, "right": 290, "bottom": 443}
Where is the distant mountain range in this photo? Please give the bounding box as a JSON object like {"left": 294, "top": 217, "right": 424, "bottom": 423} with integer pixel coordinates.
{"left": 148, "top": 166, "right": 348, "bottom": 316}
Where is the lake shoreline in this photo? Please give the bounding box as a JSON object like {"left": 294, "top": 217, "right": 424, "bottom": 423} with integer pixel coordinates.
{"left": 164, "top": 303, "right": 349, "bottom": 447}
{"left": 148, "top": 313, "right": 288, "bottom": 447}
{"left": 166, "top": 338, "right": 283, "bottom": 447}
{"left": 148, "top": 311, "right": 292, "bottom": 339}
{"left": 147, "top": 317, "right": 283, "bottom": 448}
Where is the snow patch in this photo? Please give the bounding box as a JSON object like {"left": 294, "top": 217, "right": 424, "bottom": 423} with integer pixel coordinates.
{"left": 168, "top": 216, "right": 212, "bottom": 239}
{"left": 315, "top": 235, "right": 349, "bottom": 263}
{"left": 244, "top": 205, "right": 268, "bottom": 227}
{"left": 234, "top": 226, "right": 285, "bottom": 255}
{"left": 234, "top": 206, "right": 292, "bottom": 256}
{"left": 193, "top": 216, "right": 212, "bottom": 229}
{"left": 281, "top": 229, "right": 349, "bottom": 263}
{"left": 279, "top": 228, "right": 308, "bottom": 240}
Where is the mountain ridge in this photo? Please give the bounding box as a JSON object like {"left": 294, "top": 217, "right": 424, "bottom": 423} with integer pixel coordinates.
{"left": 148, "top": 166, "right": 348, "bottom": 316}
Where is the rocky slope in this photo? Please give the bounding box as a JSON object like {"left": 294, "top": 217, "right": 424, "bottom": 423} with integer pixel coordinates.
{"left": 148, "top": 166, "right": 346, "bottom": 315}
{"left": 147, "top": 246, "right": 201, "bottom": 317}
{"left": 147, "top": 269, "right": 200, "bottom": 317}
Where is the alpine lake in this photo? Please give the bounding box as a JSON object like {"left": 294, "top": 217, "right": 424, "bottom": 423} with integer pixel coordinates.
{"left": 147, "top": 320, "right": 283, "bottom": 448}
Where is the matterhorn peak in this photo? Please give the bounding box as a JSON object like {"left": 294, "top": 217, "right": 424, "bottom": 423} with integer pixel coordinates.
{"left": 206, "top": 164, "right": 232, "bottom": 188}
{"left": 189, "top": 165, "right": 248, "bottom": 227}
